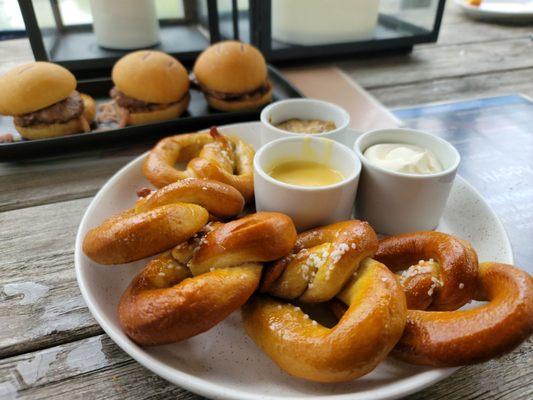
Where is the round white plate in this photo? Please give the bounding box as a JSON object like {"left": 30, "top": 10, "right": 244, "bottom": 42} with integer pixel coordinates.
{"left": 454, "top": 0, "right": 533, "bottom": 21}
{"left": 75, "top": 121, "right": 513, "bottom": 400}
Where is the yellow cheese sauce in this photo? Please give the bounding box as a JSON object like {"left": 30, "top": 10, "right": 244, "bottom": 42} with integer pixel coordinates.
{"left": 268, "top": 160, "right": 344, "bottom": 187}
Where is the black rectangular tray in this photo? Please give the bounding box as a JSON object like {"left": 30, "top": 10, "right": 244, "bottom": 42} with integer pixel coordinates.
{"left": 0, "top": 66, "right": 302, "bottom": 160}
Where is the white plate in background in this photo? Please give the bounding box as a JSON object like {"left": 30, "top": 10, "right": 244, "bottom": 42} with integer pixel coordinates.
{"left": 75, "top": 121, "right": 513, "bottom": 400}
{"left": 455, "top": 0, "right": 533, "bottom": 21}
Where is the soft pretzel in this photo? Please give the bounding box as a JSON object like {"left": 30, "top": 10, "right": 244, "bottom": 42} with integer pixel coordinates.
{"left": 143, "top": 127, "right": 255, "bottom": 201}
{"left": 83, "top": 178, "right": 244, "bottom": 265}
{"left": 375, "top": 231, "right": 478, "bottom": 311}
{"left": 118, "top": 212, "right": 297, "bottom": 345}
{"left": 372, "top": 232, "right": 533, "bottom": 366}
{"left": 261, "top": 221, "right": 379, "bottom": 302}
{"left": 244, "top": 221, "right": 407, "bottom": 383}
{"left": 394, "top": 262, "right": 533, "bottom": 366}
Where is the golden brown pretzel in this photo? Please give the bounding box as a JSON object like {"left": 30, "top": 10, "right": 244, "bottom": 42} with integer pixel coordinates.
{"left": 375, "top": 231, "right": 478, "bottom": 311}
{"left": 143, "top": 127, "right": 255, "bottom": 201}
{"left": 83, "top": 178, "right": 244, "bottom": 265}
{"left": 118, "top": 212, "right": 297, "bottom": 345}
{"left": 395, "top": 262, "right": 533, "bottom": 366}
{"left": 244, "top": 221, "right": 407, "bottom": 383}
{"left": 372, "top": 232, "right": 533, "bottom": 366}
{"left": 262, "top": 221, "right": 379, "bottom": 302}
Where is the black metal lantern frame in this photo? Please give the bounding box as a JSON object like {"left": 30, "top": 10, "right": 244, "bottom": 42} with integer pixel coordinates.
{"left": 18, "top": 0, "right": 222, "bottom": 78}
{"left": 221, "top": 0, "right": 447, "bottom": 62}
{"left": 19, "top": 0, "right": 446, "bottom": 77}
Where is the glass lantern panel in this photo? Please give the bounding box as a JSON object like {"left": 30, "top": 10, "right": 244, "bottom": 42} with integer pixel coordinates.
{"left": 30, "top": 0, "right": 218, "bottom": 69}
{"left": 218, "top": 0, "right": 251, "bottom": 43}
{"left": 58, "top": 0, "right": 92, "bottom": 25}
{"left": 155, "top": 0, "right": 185, "bottom": 19}
{"left": 270, "top": 0, "right": 439, "bottom": 49}
{"left": 56, "top": 0, "right": 186, "bottom": 26}
{"left": 33, "top": 0, "right": 56, "bottom": 29}
{"left": 380, "top": 0, "right": 439, "bottom": 32}
{"left": 0, "top": 1, "right": 25, "bottom": 31}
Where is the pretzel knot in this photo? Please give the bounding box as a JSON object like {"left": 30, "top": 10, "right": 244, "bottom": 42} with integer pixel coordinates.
{"left": 83, "top": 178, "right": 245, "bottom": 265}
{"left": 244, "top": 221, "right": 407, "bottom": 383}
{"left": 143, "top": 127, "right": 255, "bottom": 202}
{"left": 118, "top": 212, "right": 297, "bottom": 345}
{"left": 375, "top": 232, "right": 533, "bottom": 366}
{"left": 375, "top": 231, "right": 479, "bottom": 311}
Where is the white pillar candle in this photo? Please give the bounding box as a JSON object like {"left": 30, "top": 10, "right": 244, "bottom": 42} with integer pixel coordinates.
{"left": 272, "top": 0, "right": 380, "bottom": 45}
{"left": 90, "top": 0, "right": 160, "bottom": 50}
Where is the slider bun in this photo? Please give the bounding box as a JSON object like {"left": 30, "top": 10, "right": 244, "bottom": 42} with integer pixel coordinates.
{"left": 118, "top": 93, "right": 190, "bottom": 126}
{"left": 112, "top": 51, "right": 189, "bottom": 104}
{"left": 206, "top": 86, "right": 272, "bottom": 112}
{"left": 81, "top": 93, "right": 96, "bottom": 123}
{"left": 15, "top": 117, "right": 88, "bottom": 140}
{"left": 194, "top": 41, "right": 268, "bottom": 94}
{"left": 0, "top": 62, "right": 76, "bottom": 116}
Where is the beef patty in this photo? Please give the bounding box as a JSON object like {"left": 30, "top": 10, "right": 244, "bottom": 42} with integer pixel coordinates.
{"left": 198, "top": 81, "right": 271, "bottom": 102}
{"left": 110, "top": 87, "right": 188, "bottom": 113}
{"left": 14, "top": 91, "right": 84, "bottom": 127}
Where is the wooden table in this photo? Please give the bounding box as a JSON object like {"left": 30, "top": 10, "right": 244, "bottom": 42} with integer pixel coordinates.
{"left": 1, "top": 3, "right": 532, "bottom": 399}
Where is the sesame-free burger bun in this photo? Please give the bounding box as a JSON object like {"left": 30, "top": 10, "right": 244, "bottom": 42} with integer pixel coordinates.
{"left": 117, "top": 93, "right": 190, "bottom": 126}
{"left": 194, "top": 41, "right": 268, "bottom": 94}
{"left": 0, "top": 62, "right": 76, "bottom": 116}
{"left": 15, "top": 117, "right": 89, "bottom": 140}
{"left": 112, "top": 51, "right": 189, "bottom": 104}
{"left": 205, "top": 87, "right": 272, "bottom": 112}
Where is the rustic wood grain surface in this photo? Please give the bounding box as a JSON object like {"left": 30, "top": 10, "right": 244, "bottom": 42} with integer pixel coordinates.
{"left": 0, "top": 2, "right": 532, "bottom": 399}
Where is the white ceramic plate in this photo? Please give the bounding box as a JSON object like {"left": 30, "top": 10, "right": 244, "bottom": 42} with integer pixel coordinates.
{"left": 75, "top": 122, "right": 513, "bottom": 400}
{"left": 455, "top": 0, "right": 533, "bottom": 21}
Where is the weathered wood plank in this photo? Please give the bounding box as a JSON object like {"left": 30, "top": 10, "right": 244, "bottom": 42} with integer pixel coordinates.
{"left": 407, "top": 339, "right": 533, "bottom": 400}
{"left": 367, "top": 68, "right": 533, "bottom": 109}
{"left": 0, "top": 335, "right": 196, "bottom": 400}
{"left": 0, "top": 333, "right": 530, "bottom": 400}
{"left": 437, "top": 18, "right": 533, "bottom": 46}
{"left": 340, "top": 38, "right": 533, "bottom": 89}
{"left": 0, "top": 198, "right": 102, "bottom": 358}
{"left": 0, "top": 147, "right": 145, "bottom": 212}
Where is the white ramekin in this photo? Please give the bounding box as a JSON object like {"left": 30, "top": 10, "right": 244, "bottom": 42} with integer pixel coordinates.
{"left": 354, "top": 128, "right": 461, "bottom": 235}
{"left": 254, "top": 136, "right": 361, "bottom": 231}
{"left": 260, "top": 98, "right": 351, "bottom": 145}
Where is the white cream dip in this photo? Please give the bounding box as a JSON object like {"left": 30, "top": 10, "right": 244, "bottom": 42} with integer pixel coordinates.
{"left": 363, "top": 143, "right": 443, "bottom": 174}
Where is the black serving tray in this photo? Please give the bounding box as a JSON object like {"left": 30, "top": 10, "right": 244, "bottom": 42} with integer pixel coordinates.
{"left": 0, "top": 66, "right": 302, "bottom": 161}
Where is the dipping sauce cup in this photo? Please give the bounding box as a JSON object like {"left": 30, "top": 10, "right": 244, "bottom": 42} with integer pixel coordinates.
{"left": 354, "top": 128, "right": 461, "bottom": 235}
{"left": 254, "top": 136, "right": 361, "bottom": 231}
{"left": 260, "top": 99, "right": 350, "bottom": 145}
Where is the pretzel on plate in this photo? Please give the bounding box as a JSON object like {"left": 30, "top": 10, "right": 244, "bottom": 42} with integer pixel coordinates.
{"left": 244, "top": 221, "right": 407, "bottom": 383}
{"left": 375, "top": 231, "right": 479, "bottom": 311}
{"left": 83, "top": 178, "right": 244, "bottom": 265}
{"left": 143, "top": 127, "right": 255, "bottom": 202}
{"left": 118, "top": 212, "right": 297, "bottom": 345}
{"left": 370, "top": 232, "right": 533, "bottom": 366}
{"left": 395, "top": 262, "right": 533, "bottom": 366}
